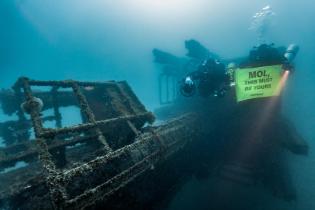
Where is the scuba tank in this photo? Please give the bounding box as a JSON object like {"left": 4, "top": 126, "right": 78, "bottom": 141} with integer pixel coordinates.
{"left": 284, "top": 44, "right": 299, "bottom": 63}
{"left": 283, "top": 44, "right": 299, "bottom": 72}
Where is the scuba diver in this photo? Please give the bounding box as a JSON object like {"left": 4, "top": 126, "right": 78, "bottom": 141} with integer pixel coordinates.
{"left": 180, "top": 58, "right": 229, "bottom": 97}
{"left": 153, "top": 40, "right": 306, "bottom": 208}
{"left": 219, "top": 43, "right": 300, "bottom": 202}
{"left": 180, "top": 43, "right": 299, "bottom": 99}
{"left": 181, "top": 43, "right": 301, "bottom": 202}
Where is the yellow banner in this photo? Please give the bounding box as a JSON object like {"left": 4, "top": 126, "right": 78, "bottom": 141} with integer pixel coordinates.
{"left": 235, "top": 65, "right": 282, "bottom": 102}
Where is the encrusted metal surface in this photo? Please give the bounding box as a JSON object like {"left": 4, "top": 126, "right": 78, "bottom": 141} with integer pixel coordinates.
{"left": 0, "top": 77, "right": 196, "bottom": 210}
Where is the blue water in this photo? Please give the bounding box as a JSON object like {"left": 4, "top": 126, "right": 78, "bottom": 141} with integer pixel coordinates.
{"left": 1, "top": 0, "right": 315, "bottom": 209}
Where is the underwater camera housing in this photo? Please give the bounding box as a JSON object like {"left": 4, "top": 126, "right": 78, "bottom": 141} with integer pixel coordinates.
{"left": 180, "top": 76, "right": 196, "bottom": 97}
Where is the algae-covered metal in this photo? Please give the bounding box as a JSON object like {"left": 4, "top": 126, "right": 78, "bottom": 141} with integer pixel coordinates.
{"left": 0, "top": 78, "right": 199, "bottom": 209}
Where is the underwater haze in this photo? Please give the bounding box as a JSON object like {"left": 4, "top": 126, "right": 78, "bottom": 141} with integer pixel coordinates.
{"left": 1, "top": 0, "right": 315, "bottom": 209}
{"left": 1, "top": 0, "right": 314, "bottom": 108}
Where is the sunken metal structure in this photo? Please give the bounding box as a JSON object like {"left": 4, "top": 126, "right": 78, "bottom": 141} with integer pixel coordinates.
{"left": 153, "top": 40, "right": 309, "bottom": 205}
{"left": 0, "top": 77, "right": 199, "bottom": 209}
{"left": 0, "top": 59, "right": 310, "bottom": 209}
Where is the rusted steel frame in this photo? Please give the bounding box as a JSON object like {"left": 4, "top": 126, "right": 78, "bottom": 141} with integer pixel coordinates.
{"left": 51, "top": 86, "right": 62, "bottom": 128}
{"left": 19, "top": 78, "right": 44, "bottom": 136}
{"left": 0, "top": 116, "right": 55, "bottom": 152}
{"left": 17, "top": 78, "right": 68, "bottom": 208}
{"left": 111, "top": 83, "right": 140, "bottom": 136}
{"left": 119, "top": 81, "right": 148, "bottom": 112}
{"left": 62, "top": 115, "right": 193, "bottom": 182}
{"left": 19, "top": 78, "right": 57, "bottom": 173}
{"left": 0, "top": 141, "right": 34, "bottom": 158}
{"left": 65, "top": 121, "right": 193, "bottom": 209}
{"left": 0, "top": 134, "right": 98, "bottom": 169}
{"left": 0, "top": 89, "right": 79, "bottom": 115}
{"left": 36, "top": 138, "right": 69, "bottom": 209}
{"left": 126, "top": 120, "right": 140, "bottom": 136}
{"left": 114, "top": 83, "right": 137, "bottom": 114}
{"left": 19, "top": 78, "right": 54, "bottom": 171}
{"left": 39, "top": 113, "right": 152, "bottom": 138}
{"left": 65, "top": 150, "right": 160, "bottom": 209}
{"left": 62, "top": 138, "right": 150, "bottom": 182}
{"left": 0, "top": 113, "right": 195, "bottom": 209}
{"left": 0, "top": 144, "right": 37, "bottom": 169}
{"left": 149, "top": 128, "right": 167, "bottom": 149}
{"left": 28, "top": 79, "right": 117, "bottom": 88}
{"left": 160, "top": 128, "right": 191, "bottom": 159}
{"left": 70, "top": 82, "right": 112, "bottom": 152}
